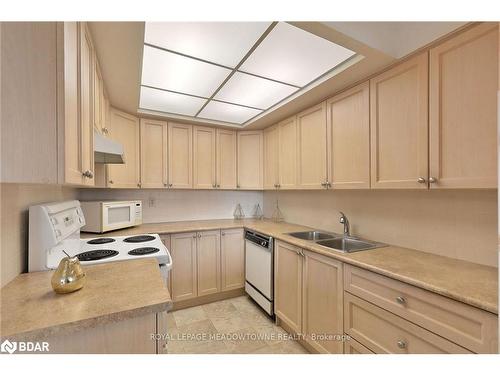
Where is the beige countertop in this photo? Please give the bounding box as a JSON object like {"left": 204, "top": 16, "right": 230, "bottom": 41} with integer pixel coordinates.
{"left": 83, "top": 219, "right": 498, "bottom": 314}
{"left": 1, "top": 258, "right": 172, "bottom": 341}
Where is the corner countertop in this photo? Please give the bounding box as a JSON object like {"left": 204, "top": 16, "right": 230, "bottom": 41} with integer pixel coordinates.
{"left": 82, "top": 219, "right": 499, "bottom": 314}
{"left": 1, "top": 258, "right": 172, "bottom": 341}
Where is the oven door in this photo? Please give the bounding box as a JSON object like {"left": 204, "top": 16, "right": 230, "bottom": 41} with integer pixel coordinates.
{"left": 102, "top": 202, "right": 136, "bottom": 232}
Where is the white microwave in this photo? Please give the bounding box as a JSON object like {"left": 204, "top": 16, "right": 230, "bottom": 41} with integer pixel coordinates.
{"left": 80, "top": 200, "right": 142, "bottom": 233}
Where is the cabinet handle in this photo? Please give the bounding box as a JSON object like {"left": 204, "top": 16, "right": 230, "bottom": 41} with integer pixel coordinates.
{"left": 163, "top": 183, "right": 167, "bottom": 187}
{"left": 192, "top": 234, "right": 197, "bottom": 238}
{"left": 82, "top": 170, "right": 94, "bottom": 179}
{"left": 221, "top": 232, "right": 225, "bottom": 236}
{"left": 109, "top": 180, "right": 114, "bottom": 184}
{"left": 397, "top": 340, "right": 407, "bottom": 349}
{"left": 212, "top": 184, "right": 216, "bottom": 188}
{"left": 326, "top": 181, "right": 331, "bottom": 188}
{"left": 429, "top": 177, "right": 437, "bottom": 184}
{"left": 169, "top": 183, "right": 173, "bottom": 187}
{"left": 417, "top": 177, "right": 426, "bottom": 184}
{"left": 198, "top": 233, "right": 201, "bottom": 238}
{"left": 396, "top": 296, "right": 406, "bottom": 305}
{"left": 216, "top": 184, "right": 220, "bottom": 188}
{"left": 137, "top": 183, "right": 141, "bottom": 188}
{"left": 276, "top": 184, "right": 281, "bottom": 189}
{"left": 321, "top": 182, "right": 327, "bottom": 187}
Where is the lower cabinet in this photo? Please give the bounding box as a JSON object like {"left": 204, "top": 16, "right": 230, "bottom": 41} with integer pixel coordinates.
{"left": 275, "top": 240, "right": 344, "bottom": 353}
{"left": 275, "top": 241, "right": 303, "bottom": 334}
{"left": 220, "top": 228, "right": 245, "bottom": 291}
{"left": 46, "top": 313, "right": 159, "bottom": 354}
{"left": 170, "top": 232, "right": 198, "bottom": 301}
{"left": 344, "top": 338, "right": 374, "bottom": 354}
{"left": 170, "top": 229, "right": 244, "bottom": 306}
{"left": 196, "top": 230, "right": 221, "bottom": 296}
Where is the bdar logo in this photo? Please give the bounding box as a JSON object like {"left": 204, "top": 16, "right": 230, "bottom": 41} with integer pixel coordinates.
{"left": 1, "top": 339, "right": 17, "bottom": 354}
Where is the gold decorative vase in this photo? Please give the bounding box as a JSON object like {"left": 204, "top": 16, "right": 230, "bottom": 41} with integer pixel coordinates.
{"left": 51, "top": 252, "right": 86, "bottom": 294}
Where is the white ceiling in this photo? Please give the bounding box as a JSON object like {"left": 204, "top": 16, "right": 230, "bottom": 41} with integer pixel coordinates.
{"left": 324, "top": 22, "right": 467, "bottom": 58}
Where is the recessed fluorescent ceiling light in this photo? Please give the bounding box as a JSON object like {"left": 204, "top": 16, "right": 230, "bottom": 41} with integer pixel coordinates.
{"left": 199, "top": 101, "right": 262, "bottom": 124}
{"left": 240, "top": 22, "right": 356, "bottom": 86}
{"left": 139, "top": 86, "right": 206, "bottom": 116}
{"left": 144, "top": 22, "right": 271, "bottom": 67}
{"left": 214, "top": 72, "right": 298, "bottom": 110}
{"left": 139, "top": 22, "right": 357, "bottom": 125}
{"left": 141, "top": 45, "right": 231, "bottom": 97}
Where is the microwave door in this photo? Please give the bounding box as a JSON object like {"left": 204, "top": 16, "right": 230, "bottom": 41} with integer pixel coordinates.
{"left": 102, "top": 203, "right": 135, "bottom": 231}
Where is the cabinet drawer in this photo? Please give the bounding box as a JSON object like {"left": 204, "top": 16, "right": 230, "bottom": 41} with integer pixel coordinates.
{"left": 344, "top": 338, "right": 374, "bottom": 354}
{"left": 344, "top": 265, "right": 498, "bottom": 353}
{"left": 344, "top": 293, "right": 472, "bottom": 354}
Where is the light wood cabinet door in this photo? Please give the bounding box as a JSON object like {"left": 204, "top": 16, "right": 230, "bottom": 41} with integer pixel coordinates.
{"left": 170, "top": 232, "right": 197, "bottom": 301}
{"left": 302, "top": 250, "right": 343, "bottom": 353}
{"left": 196, "top": 230, "right": 221, "bottom": 297}
{"left": 237, "top": 131, "right": 263, "bottom": 189}
{"left": 193, "top": 126, "right": 216, "bottom": 189}
{"left": 168, "top": 122, "right": 193, "bottom": 189}
{"left": 429, "top": 23, "right": 498, "bottom": 188}
{"left": 79, "top": 22, "right": 95, "bottom": 187}
{"left": 263, "top": 125, "right": 279, "bottom": 189}
{"left": 93, "top": 60, "right": 103, "bottom": 135}
{"left": 279, "top": 116, "right": 298, "bottom": 189}
{"left": 61, "top": 22, "right": 84, "bottom": 185}
{"left": 370, "top": 52, "right": 429, "bottom": 189}
{"left": 140, "top": 119, "right": 167, "bottom": 188}
{"left": 297, "top": 102, "right": 328, "bottom": 189}
{"left": 107, "top": 108, "right": 140, "bottom": 188}
{"left": 216, "top": 129, "right": 237, "bottom": 189}
{"left": 327, "top": 82, "right": 370, "bottom": 189}
{"left": 220, "top": 228, "right": 245, "bottom": 291}
{"left": 275, "top": 241, "right": 303, "bottom": 334}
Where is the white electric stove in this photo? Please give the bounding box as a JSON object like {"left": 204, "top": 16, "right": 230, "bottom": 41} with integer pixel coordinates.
{"left": 28, "top": 200, "right": 172, "bottom": 285}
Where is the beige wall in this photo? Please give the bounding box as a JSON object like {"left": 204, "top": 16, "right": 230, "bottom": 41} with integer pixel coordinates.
{"left": 263, "top": 189, "right": 498, "bottom": 267}
{"left": 1, "top": 183, "right": 78, "bottom": 287}
{"left": 78, "top": 189, "right": 263, "bottom": 224}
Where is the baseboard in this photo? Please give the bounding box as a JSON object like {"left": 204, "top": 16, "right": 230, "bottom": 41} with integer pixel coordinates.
{"left": 171, "top": 288, "right": 245, "bottom": 311}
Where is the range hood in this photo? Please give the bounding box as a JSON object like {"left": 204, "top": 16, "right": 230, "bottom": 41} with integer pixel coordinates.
{"left": 94, "top": 131, "right": 125, "bottom": 164}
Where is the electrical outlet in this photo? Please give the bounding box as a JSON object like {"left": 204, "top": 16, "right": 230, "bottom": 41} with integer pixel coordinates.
{"left": 148, "top": 197, "right": 156, "bottom": 207}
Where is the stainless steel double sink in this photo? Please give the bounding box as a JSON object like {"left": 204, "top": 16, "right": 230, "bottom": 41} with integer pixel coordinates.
{"left": 286, "top": 231, "right": 386, "bottom": 253}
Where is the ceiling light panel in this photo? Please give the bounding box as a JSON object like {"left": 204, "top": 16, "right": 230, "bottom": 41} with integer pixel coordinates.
{"left": 214, "top": 72, "right": 298, "bottom": 109}
{"left": 139, "top": 86, "right": 206, "bottom": 116}
{"left": 144, "top": 22, "right": 271, "bottom": 67}
{"left": 240, "top": 22, "right": 356, "bottom": 87}
{"left": 141, "top": 45, "right": 231, "bottom": 97}
{"left": 198, "top": 101, "right": 262, "bottom": 124}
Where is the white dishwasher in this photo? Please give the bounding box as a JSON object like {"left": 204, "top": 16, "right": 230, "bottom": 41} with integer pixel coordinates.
{"left": 244, "top": 230, "right": 274, "bottom": 316}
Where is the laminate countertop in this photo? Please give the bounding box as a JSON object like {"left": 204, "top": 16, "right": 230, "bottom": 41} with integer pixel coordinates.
{"left": 83, "top": 219, "right": 499, "bottom": 314}
{"left": 1, "top": 258, "right": 172, "bottom": 341}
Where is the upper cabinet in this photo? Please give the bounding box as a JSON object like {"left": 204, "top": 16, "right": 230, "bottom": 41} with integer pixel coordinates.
{"left": 263, "top": 125, "right": 279, "bottom": 190}
{"left": 370, "top": 52, "right": 429, "bottom": 189}
{"left": 168, "top": 123, "right": 193, "bottom": 189}
{"left": 140, "top": 119, "right": 167, "bottom": 188}
{"left": 279, "top": 116, "right": 298, "bottom": 189}
{"left": 429, "top": 23, "right": 498, "bottom": 189}
{"left": 327, "top": 82, "right": 370, "bottom": 189}
{"left": 237, "top": 131, "right": 263, "bottom": 190}
{"left": 193, "top": 126, "right": 217, "bottom": 189}
{"left": 107, "top": 108, "right": 140, "bottom": 188}
{"left": 216, "top": 129, "right": 237, "bottom": 189}
{"left": 79, "top": 23, "right": 96, "bottom": 187}
{"left": 296, "top": 102, "right": 328, "bottom": 189}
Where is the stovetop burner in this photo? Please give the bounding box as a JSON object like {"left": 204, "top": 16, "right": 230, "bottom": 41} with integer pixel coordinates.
{"left": 76, "top": 249, "right": 119, "bottom": 261}
{"left": 128, "top": 247, "right": 160, "bottom": 256}
{"left": 123, "top": 235, "right": 156, "bottom": 243}
{"left": 87, "top": 238, "right": 116, "bottom": 245}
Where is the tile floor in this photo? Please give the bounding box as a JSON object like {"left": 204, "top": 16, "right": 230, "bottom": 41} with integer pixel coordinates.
{"left": 166, "top": 295, "right": 309, "bottom": 354}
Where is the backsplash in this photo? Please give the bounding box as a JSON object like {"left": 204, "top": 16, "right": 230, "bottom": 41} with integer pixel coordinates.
{"left": 78, "top": 189, "right": 263, "bottom": 223}
{"left": 263, "top": 189, "right": 498, "bottom": 267}
{"left": 1, "top": 183, "right": 78, "bottom": 286}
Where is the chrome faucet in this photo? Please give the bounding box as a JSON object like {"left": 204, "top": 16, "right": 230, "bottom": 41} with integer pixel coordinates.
{"left": 339, "top": 212, "right": 350, "bottom": 237}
